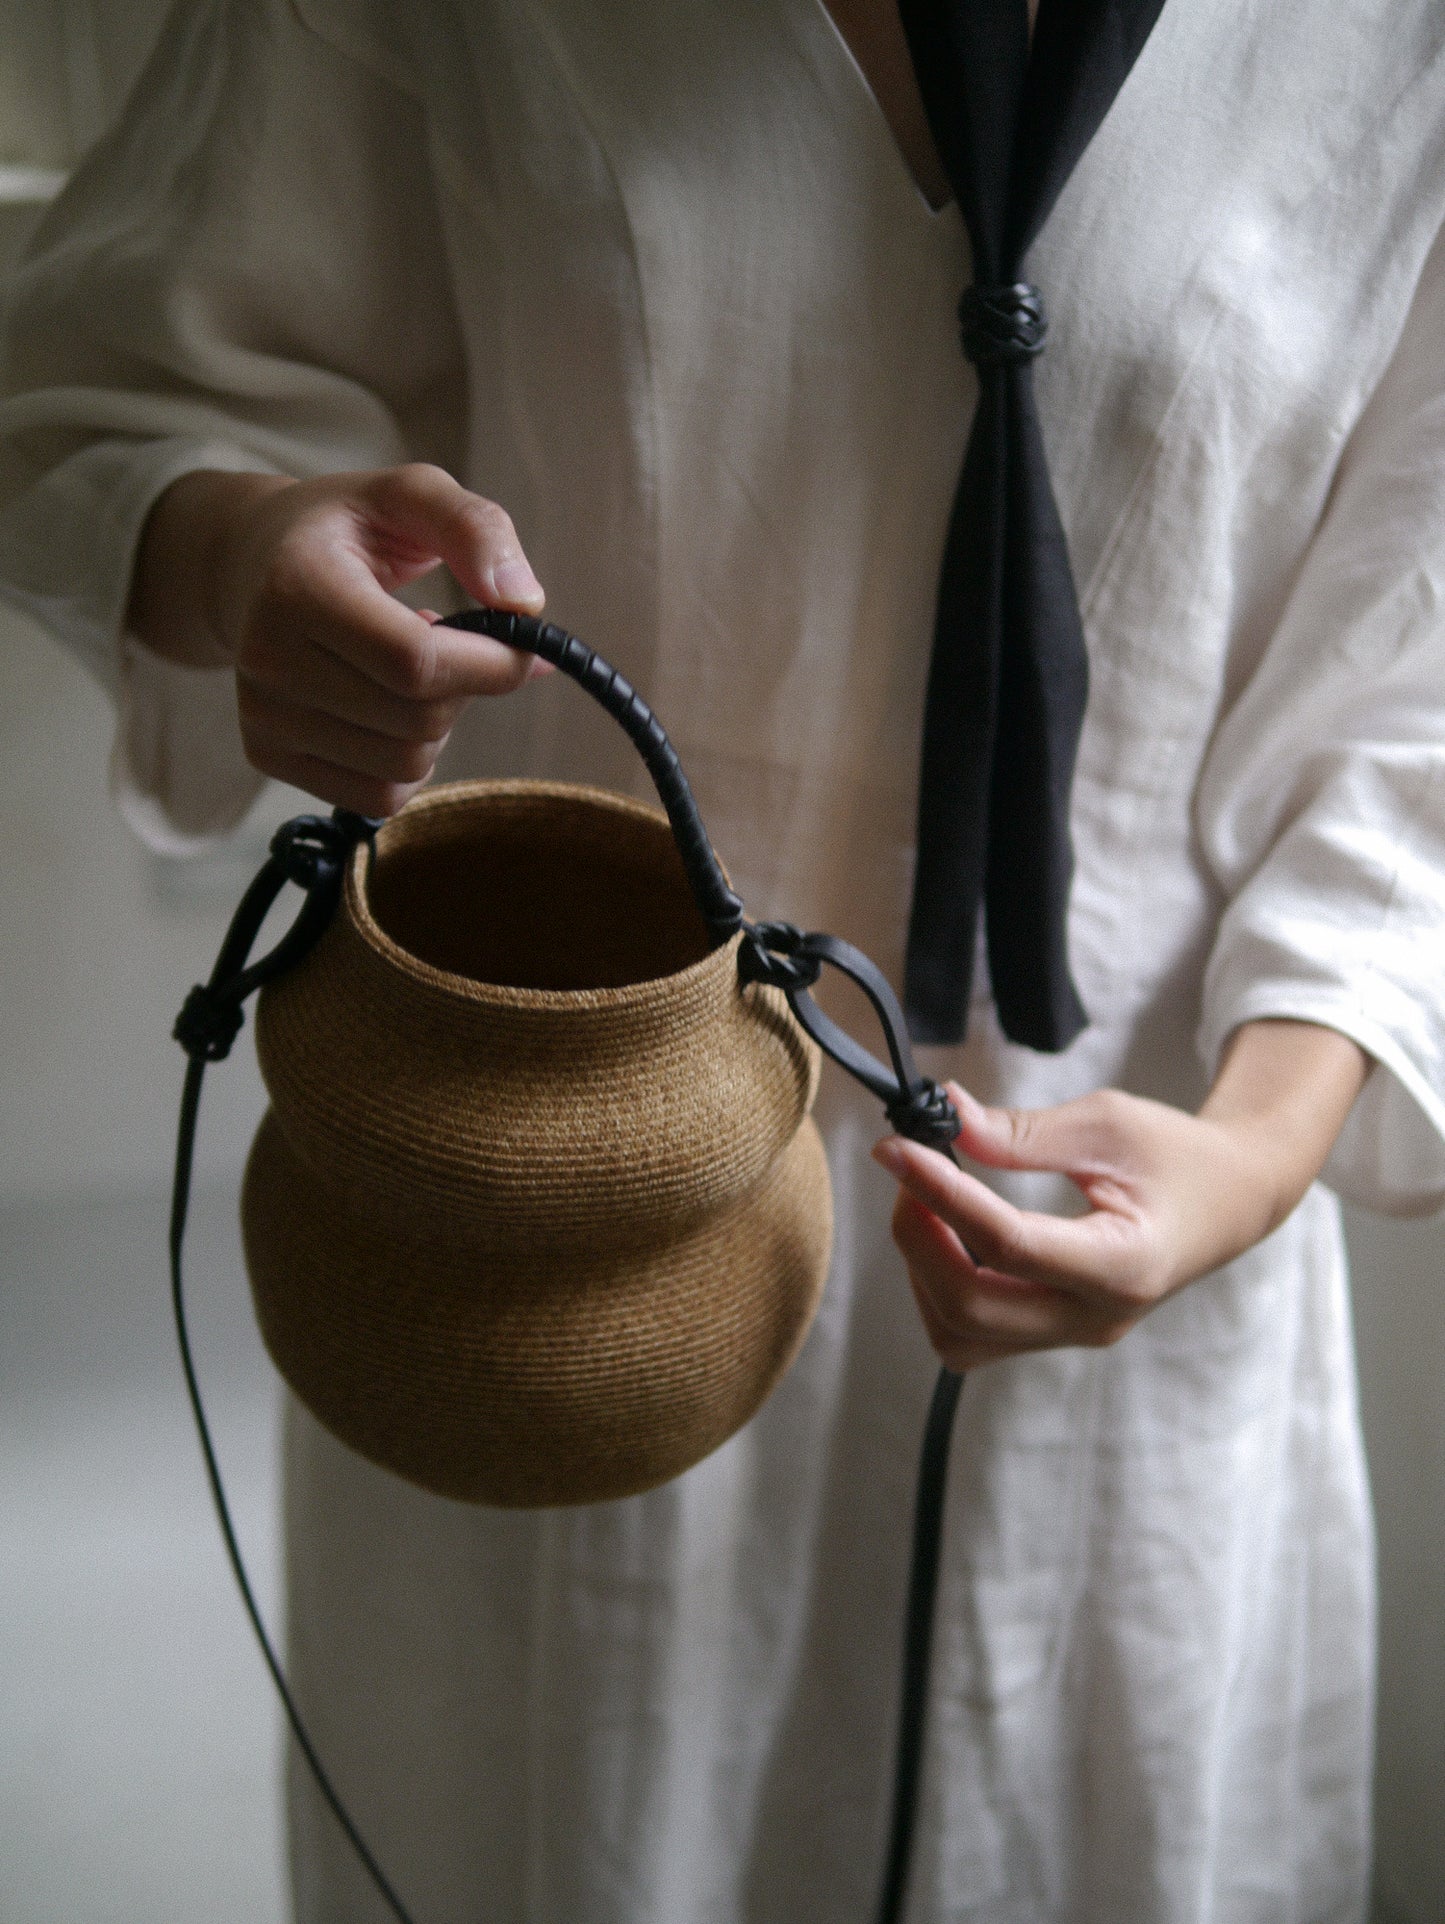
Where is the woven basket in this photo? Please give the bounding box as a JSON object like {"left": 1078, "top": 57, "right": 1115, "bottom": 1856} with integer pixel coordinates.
{"left": 241, "top": 777, "right": 833, "bottom": 1507}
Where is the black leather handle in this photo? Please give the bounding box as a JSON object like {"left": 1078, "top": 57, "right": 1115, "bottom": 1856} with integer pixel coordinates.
{"left": 441, "top": 609, "right": 744, "bottom": 948}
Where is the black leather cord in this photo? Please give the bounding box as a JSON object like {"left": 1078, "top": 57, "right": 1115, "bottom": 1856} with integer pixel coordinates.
{"left": 740, "top": 923, "right": 960, "bottom": 1147}
{"left": 739, "top": 922, "right": 966, "bottom": 1923}
{"left": 170, "top": 1058, "right": 418, "bottom": 1924}
{"left": 169, "top": 810, "right": 419, "bottom": 1924}
{"left": 172, "top": 812, "right": 377, "bottom": 1058}
{"left": 875, "top": 1364, "right": 964, "bottom": 1924}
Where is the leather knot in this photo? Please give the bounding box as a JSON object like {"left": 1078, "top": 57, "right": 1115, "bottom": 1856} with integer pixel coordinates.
{"left": 738, "top": 922, "right": 824, "bottom": 993}
{"left": 885, "top": 1078, "right": 962, "bottom": 1149}
{"left": 269, "top": 810, "right": 377, "bottom": 890}
{"left": 270, "top": 816, "right": 346, "bottom": 890}
{"left": 958, "top": 281, "right": 1048, "bottom": 367}
{"left": 174, "top": 983, "right": 245, "bottom": 1062}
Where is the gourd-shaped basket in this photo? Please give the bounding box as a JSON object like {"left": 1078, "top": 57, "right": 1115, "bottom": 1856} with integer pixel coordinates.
{"left": 172, "top": 612, "right": 962, "bottom": 1924}
{"left": 239, "top": 619, "right": 834, "bottom": 1508}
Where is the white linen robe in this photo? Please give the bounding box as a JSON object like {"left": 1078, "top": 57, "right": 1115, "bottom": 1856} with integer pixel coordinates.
{"left": 4, "top": 2, "right": 1445, "bottom": 1918}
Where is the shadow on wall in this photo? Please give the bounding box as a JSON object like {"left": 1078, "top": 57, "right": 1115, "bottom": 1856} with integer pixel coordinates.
{"left": 1347, "top": 1202, "right": 1445, "bottom": 1924}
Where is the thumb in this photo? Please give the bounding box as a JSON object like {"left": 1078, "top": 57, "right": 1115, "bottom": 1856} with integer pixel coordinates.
{"left": 363, "top": 464, "right": 545, "bottom": 613}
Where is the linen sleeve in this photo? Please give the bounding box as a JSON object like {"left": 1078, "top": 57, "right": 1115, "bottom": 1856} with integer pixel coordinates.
{"left": 0, "top": 0, "right": 464, "bottom": 848}
{"left": 1195, "top": 217, "right": 1445, "bottom": 1215}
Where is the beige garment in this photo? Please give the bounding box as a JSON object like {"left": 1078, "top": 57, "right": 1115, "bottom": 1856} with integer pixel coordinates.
{"left": 5, "top": 0, "right": 1445, "bottom": 1916}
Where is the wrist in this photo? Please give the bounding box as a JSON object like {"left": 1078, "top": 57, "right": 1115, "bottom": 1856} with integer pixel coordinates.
{"left": 1197, "top": 1019, "right": 1369, "bottom": 1236}
{"left": 127, "top": 469, "right": 294, "bottom": 668}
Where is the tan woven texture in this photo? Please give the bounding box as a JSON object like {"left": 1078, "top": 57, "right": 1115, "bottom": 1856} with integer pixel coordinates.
{"left": 242, "top": 780, "right": 834, "bottom": 1507}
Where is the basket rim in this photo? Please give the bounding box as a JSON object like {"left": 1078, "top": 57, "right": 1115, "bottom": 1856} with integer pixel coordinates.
{"left": 344, "top": 776, "right": 743, "bottom": 1011}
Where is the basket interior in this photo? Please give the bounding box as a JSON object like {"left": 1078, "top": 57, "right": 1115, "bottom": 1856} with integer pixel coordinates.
{"left": 365, "top": 788, "right": 716, "bottom": 991}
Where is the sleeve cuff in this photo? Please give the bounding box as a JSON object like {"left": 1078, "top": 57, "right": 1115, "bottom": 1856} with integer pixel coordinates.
{"left": 0, "top": 435, "right": 281, "bottom": 847}
{"left": 111, "top": 634, "right": 265, "bottom": 853}
{"left": 1197, "top": 973, "right": 1445, "bottom": 1219}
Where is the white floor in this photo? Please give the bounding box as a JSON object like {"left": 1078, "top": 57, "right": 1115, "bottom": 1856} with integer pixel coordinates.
{"left": 0, "top": 1190, "right": 286, "bottom": 1924}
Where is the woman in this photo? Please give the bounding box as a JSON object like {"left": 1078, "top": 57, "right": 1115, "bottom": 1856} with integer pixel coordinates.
{"left": 3, "top": 1, "right": 1444, "bottom": 1916}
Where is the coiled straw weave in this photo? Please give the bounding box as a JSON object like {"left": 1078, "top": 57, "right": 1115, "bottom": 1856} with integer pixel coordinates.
{"left": 242, "top": 779, "right": 833, "bottom": 1506}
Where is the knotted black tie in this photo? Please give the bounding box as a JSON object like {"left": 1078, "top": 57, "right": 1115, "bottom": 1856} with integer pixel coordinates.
{"left": 899, "top": 0, "right": 1167, "bottom": 1049}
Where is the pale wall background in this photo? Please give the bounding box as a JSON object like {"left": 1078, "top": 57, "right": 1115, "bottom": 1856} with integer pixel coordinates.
{"left": 1, "top": 6, "right": 1443, "bottom": 1922}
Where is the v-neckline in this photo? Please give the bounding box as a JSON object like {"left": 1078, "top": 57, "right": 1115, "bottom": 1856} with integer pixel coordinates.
{"left": 807, "top": 0, "right": 959, "bottom": 225}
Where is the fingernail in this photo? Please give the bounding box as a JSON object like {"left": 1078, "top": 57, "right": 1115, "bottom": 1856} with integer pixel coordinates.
{"left": 872, "top": 1139, "right": 905, "bottom": 1175}
{"left": 489, "top": 555, "right": 544, "bottom": 608}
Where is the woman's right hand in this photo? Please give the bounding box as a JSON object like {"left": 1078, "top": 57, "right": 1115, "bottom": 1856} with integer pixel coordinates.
{"left": 127, "top": 463, "right": 548, "bottom": 816}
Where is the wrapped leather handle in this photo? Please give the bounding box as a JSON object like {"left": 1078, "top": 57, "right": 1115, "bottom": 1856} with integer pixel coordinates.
{"left": 445, "top": 609, "right": 958, "bottom": 1148}
{"left": 441, "top": 609, "right": 745, "bottom": 948}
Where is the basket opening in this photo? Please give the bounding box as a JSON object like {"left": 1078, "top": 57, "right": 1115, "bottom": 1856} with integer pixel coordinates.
{"left": 367, "top": 789, "right": 716, "bottom": 990}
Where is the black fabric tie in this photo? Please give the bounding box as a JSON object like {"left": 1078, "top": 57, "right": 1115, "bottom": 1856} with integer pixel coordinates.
{"left": 899, "top": 0, "right": 1167, "bottom": 1050}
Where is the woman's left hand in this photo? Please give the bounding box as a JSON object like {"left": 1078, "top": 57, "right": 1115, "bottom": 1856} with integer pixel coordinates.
{"left": 874, "top": 1019, "right": 1369, "bottom": 1370}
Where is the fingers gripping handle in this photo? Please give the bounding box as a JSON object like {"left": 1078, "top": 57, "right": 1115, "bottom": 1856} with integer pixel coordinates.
{"left": 441, "top": 609, "right": 745, "bottom": 947}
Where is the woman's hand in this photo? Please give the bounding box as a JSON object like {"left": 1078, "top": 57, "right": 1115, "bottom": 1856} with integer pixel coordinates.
{"left": 874, "top": 1019, "right": 1368, "bottom": 1370}
{"left": 128, "top": 464, "right": 548, "bottom": 816}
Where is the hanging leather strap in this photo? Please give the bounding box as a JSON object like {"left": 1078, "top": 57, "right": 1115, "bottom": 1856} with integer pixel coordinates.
{"left": 898, "top": 0, "right": 1167, "bottom": 1050}
{"left": 167, "top": 625, "right": 971, "bottom": 1924}
{"left": 740, "top": 920, "right": 965, "bottom": 1924}
{"left": 441, "top": 609, "right": 744, "bottom": 946}
{"left": 168, "top": 810, "right": 422, "bottom": 1924}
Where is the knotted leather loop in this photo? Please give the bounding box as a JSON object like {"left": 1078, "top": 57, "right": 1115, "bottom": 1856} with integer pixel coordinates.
{"left": 173, "top": 984, "right": 247, "bottom": 1062}
{"left": 740, "top": 922, "right": 961, "bottom": 1156}
{"left": 957, "top": 281, "right": 1048, "bottom": 367}
{"left": 172, "top": 809, "right": 378, "bottom": 1063}
{"left": 737, "top": 920, "right": 823, "bottom": 993}
{"left": 271, "top": 811, "right": 369, "bottom": 890}
{"left": 884, "top": 1079, "right": 962, "bottom": 1150}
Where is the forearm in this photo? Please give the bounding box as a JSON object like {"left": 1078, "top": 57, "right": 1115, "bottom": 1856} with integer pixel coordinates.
{"left": 1197, "top": 1019, "right": 1369, "bottom": 1247}
{"left": 126, "top": 469, "right": 293, "bottom": 668}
